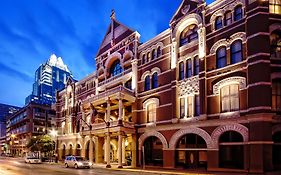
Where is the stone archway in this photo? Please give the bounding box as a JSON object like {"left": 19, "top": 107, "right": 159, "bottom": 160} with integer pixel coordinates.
{"left": 169, "top": 127, "right": 214, "bottom": 150}
{"left": 138, "top": 131, "right": 168, "bottom": 150}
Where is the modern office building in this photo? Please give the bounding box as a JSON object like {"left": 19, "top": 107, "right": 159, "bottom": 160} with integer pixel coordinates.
{"left": 6, "top": 103, "right": 56, "bottom": 156}
{"left": 25, "top": 54, "right": 72, "bottom": 106}
{"left": 0, "top": 103, "right": 21, "bottom": 154}
{"left": 55, "top": 0, "right": 281, "bottom": 174}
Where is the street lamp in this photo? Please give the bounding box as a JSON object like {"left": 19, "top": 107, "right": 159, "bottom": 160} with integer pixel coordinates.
{"left": 50, "top": 128, "right": 58, "bottom": 163}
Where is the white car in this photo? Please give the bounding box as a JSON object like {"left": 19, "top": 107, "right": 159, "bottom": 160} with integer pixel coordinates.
{"left": 25, "top": 156, "right": 41, "bottom": 164}
{"left": 64, "top": 156, "right": 92, "bottom": 169}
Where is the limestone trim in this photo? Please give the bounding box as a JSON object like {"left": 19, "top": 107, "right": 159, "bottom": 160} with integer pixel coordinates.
{"left": 169, "top": 127, "right": 214, "bottom": 150}
{"left": 272, "top": 124, "right": 281, "bottom": 135}
{"left": 213, "top": 76, "right": 246, "bottom": 95}
{"left": 269, "top": 23, "right": 281, "bottom": 33}
{"left": 211, "top": 123, "right": 249, "bottom": 148}
{"left": 210, "top": 32, "right": 246, "bottom": 55}
{"left": 104, "top": 51, "right": 122, "bottom": 71}
{"left": 138, "top": 131, "right": 168, "bottom": 150}
{"left": 178, "top": 76, "right": 199, "bottom": 96}
{"left": 141, "top": 67, "right": 161, "bottom": 81}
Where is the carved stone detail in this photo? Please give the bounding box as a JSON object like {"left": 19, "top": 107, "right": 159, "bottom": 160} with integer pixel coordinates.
{"left": 211, "top": 123, "right": 249, "bottom": 148}
{"left": 178, "top": 76, "right": 199, "bottom": 96}
{"left": 213, "top": 76, "right": 246, "bottom": 95}
{"left": 138, "top": 131, "right": 168, "bottom": 150}
{"left": 169, "top": 127, "right": 214, "bottom": 149}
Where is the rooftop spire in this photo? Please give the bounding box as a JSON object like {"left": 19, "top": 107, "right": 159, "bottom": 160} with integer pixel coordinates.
{"left": 110, "top": 9, "right": 115, "bottom": 20}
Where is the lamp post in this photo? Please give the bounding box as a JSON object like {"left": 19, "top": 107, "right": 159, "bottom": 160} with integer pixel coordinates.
{"left": 50, "top": 128, "right": 58, "bottom": 163}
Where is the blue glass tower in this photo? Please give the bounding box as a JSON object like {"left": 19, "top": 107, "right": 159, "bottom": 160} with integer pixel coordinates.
{"left": 25, "top": 54, "right": 72, "bottom": 106}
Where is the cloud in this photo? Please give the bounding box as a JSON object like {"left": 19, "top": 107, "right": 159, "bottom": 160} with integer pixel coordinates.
{"left": 0, "top": 62, "right": 33, "bottom": 82}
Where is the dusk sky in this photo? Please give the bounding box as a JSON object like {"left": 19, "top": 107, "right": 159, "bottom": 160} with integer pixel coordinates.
{"left": 0, "top": 0, "right": 213, "bottom": 107}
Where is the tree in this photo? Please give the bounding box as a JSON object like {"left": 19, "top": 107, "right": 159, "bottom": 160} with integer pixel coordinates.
{"left": 27, "top": 135, "right": 55, "bottom": 154}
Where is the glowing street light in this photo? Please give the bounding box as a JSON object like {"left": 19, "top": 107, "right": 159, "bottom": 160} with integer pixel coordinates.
{"left": 50, "top": 128, "right": 58, "bottom": 137}
{"left": 49, "top": 128, "right": 58, "bottom": 163}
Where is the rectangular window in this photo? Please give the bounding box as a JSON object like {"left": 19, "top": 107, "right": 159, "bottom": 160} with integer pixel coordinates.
{"left": 186, "top": 59, "right": 192, "bottom": 78}
{"left": 187, "top": 96, "right": 193, "bottom": 117}
{"left": 194, "top": 56, "right": 199, "bottom": 76}
{"left": 272, "top": 81, "right": 281, "bottom": 111}
{"left": 180, "top": 98, "right": 185, "bottom": 119}
{"left": 179, "top": 62, "right": 184, "bottom": 80}
{"left": 195, "top": 95, "right": 200, "bottom": 116}
{"left": 221, "top": 84, "right": 239, "bottom": 112}
{"left": 270, "top": 0, "right": 281, "bottom": 14}
{"left": 225, "top": 12, "right": 232, "bottom": 26}
{"left": 147, "top": 103, "right": 156, "bottom": 123}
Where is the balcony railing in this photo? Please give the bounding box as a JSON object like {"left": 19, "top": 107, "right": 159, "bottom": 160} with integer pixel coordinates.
{"left": 98, "top": 68, "right": 132, "bottom": 87}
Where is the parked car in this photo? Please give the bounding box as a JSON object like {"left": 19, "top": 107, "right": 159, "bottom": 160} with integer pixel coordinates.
{"left": 64, "top": 156, "right": 92, "bottom": 169}
{"left": 25, "top": 156, "right": 41, "bottom": 164}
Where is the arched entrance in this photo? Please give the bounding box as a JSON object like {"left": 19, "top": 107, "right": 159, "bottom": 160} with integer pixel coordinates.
{"left": 175, "top": 134, "right": 207, "bottom": 169}
{"left": 219, "top": 131, "right": 244, "bottom": 169}
{"left": 273, "top": 131, "right": 281, "bottom": 170}
{"left": 62, "top": 144, "right": 66, "bottom": 159}
{"left": 69, "top": 144, "right": 73, "bottom": 156}
{"left": 76, "top": 144, "right": 81, "bottom": 156}
{"left": 143, "top": 136, "right": 163, "bottom": 166}
{"left": 85, "top": 140, "right": 95, "bottom": 161}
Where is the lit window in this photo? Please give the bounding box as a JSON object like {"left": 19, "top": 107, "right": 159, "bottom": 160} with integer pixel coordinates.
{"left": 224, "top": 11, "right": 232, "bottom": 26}
{"left": 193, "top": 56, "right": 199, "bottom": 76}
{"left": 231, "top": 40, "right": 243, "bottom": 64}
{"left": 157, "top": 47, "right": 162, "bottom": 57}
{"left": 180, "top": 98, "right": 185, "bottom": 119}
{"left": 179, "top": 62, "right": 184, "bottom": 80}
{"left": 147, "top": 103, "right": 156, "bottom": 123}
{"left": 152, "top": 72, "right": 158, "bottom": 89}
{"left": 110, "top": 60, "right": 122, "bottom": 77}
{"left": 144, "top": 76, "right": 150, "bottom": 91}
{"left": 272, "top": 80, "right": 281, "bottom": 111}
{"left": 186, "top": 59, "right": 192, "bottom": 78}
{"left": 152, "top": 49, "right": 156, "bottom": 60}
{"left": 180, "top": 24, "right": 198, "bottom": 46}
{"left": 221, "top": 84, "right": 239, "bottom": 112}
{"left": 217, "top": 46, "right": 227, "bottom": 68}
{"left": 215, "top": 16, "right": 223, "bottom": 30}
{"left": 234, "top": 6, "right": 243, "bottom": 21}
{"left": 187, "top": 97, "right": 193, "bottom": 117}
{"left": 269, "top": 0, "right": 281, "bottom": 14}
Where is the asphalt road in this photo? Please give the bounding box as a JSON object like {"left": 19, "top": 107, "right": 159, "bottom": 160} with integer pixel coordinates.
{"left": 0, "top": 157, "right": 172, "bottom": 175}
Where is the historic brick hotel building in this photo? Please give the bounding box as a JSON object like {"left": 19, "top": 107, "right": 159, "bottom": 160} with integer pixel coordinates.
{"left": 55, "top": 0, "right": 281, "bottom": 173}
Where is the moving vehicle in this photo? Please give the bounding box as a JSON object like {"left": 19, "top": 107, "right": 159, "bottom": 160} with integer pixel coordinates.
{"left": 64, "top": 156, "right": 92, "bottom": 169}
{"left": 25, "top": 156, "right": 41, "bottom": 164}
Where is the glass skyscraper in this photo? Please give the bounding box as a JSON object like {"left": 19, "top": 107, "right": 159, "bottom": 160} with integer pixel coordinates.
{"left": 25, "top": 54, "right": 72, "bottom": 106}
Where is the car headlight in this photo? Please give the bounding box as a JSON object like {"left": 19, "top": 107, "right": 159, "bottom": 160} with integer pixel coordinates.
{"left": 89, "top": 162, "right": 93, "bottom": 166}
{"left": 77, "top": 162, "right": 83, "bottom": 166}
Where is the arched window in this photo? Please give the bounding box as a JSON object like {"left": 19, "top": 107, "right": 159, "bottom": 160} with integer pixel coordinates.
{"left": 216, "top": 46, "right": 227, "bottom": 68}
{"left": 215, "top": 16, "right": 223, "bottom": 30}
{"left": 220, "top": 84, "right": 239, "bottom": 112}
{"left": 110, "top": 60, "right": 122, "bottom": 77}
{"left": 157, "top": 47, "right": 161, "bottom": 57}
{"left": 186, "top": 59, "right": 192, "bottom": 78}
{"left": 234, "top": 5, "right": 243, "bottom": 21}
{"left": 179, "top": 62, "right": 184, "bottom": 80}
{"left": 142, "top": 54, "right": 146, "bottom": 64}
{"left": 231, "top": 40, "right": 243, "bottom": 64}
{"left": 152, "top": 49, "right": 157, "bottom": 60}
{"left": 152, "top": 72, "right": 158, "bottom": 89}
{"left": 147, "top": 103, "right": 156, "bottom": 123}
{"left": 147, "top": 52, "right": 150, "bottom": 62}
{"left": 145, "top": 75, "right": 150, "bottom": 91}
{"left": 194, "top": 56, "right": 200, "bottom": 76}
{"left": 180, "top": 24, "right": 198, "bottom": 46}
{"left": 224, "top": 11, "right": 232, "bottom": 26}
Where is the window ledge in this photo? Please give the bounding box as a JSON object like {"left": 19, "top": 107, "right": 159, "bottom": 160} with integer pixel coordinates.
{"left": 176, "top": 115, "right": 207, "bottom": 123}
{"left": 219, "top": 111, "right": 240, "bottom": 119}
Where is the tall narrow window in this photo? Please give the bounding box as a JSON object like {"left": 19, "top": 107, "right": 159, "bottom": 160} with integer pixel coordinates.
{"left": 224, "top": 11, "right": 232, "bottom": 26}
{"left": 179, "top": 62, "right": 184, "bottom": 80}
{"left": 231, "top": 40, "right": 243, "bottom": 64}
{"left": 269, "top": 0, "right": 281, "bottom": 14}
{"left": 180, "top": 98, "right": 185, "bottom": 119}
{"left": 147, "top": 103, "right": 156, "bottom": 123}
{"left": 152, "top": 72, "right": 158, "bottom": 89}
{"left": 217, "top": 46, "right": 227, "bottom": 69}
{"left": 147, "top": 52, "right": 150, "bottom": 62}
{"left": 272, "top": 80, "right": 281, "bottom": 111}
{"left": 187, "top": 97, "right": 193, "bottom": 117}
{"left": 221, "top": 84, "right": 239, "bottom": 112}
{"left": 145, "top": 76, "right": 150, "bottom": 91}
{"left": 195, "top": 95, "right": 200, "bottom": 116}
{"left": 110, "top": 60, "right": 122, "bottom": 77}
{"left": 142, "top": 55, "right": 146, "bottom": 64}
{"left": 152, "top": 49, "right": 156, "bottom": 60}
{"left": 186, "top": 59, "right": 192, "bottom": 78}
{"left": 194, "top": 56, "right": 200, "bottom": 76}
{"left": 215, "top": 16, "right": 223, "bottom": 30}
{"left": 157, "top": 47, "right": 161, "bottom": 58}
{"left": 234, "top": 6, "right": 243, "bottom": 21}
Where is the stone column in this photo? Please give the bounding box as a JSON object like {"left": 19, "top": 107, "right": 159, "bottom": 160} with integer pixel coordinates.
{"left": 89, "top": 136, "right": 94, "bottom": 163}
{"left": 131, "top": 134, "right": 137, "bottom": 168}
{"left": 118, "top": 97, "right": 123, "bottom": 125}
{"left": 131, "top": 59, "right": 138, "bottom": 91}
{"left": 94, "top": 136, "right": 103, "bottom": 163}
{"left": 122, "top": 137, "right": 126, "bottom": 165}
{"left": 118, "top": 134, "right": 123, "bottom": 168}
{"left": 106, "top": 99, "right": 111, "bottom": 122}
{"left": 106, "top": 133, "right": 111, "bottom": 168}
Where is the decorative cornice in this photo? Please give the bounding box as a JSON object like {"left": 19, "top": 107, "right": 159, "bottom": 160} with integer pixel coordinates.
{"left": 213, "top": 76, "right": 246, "bottom": 95}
